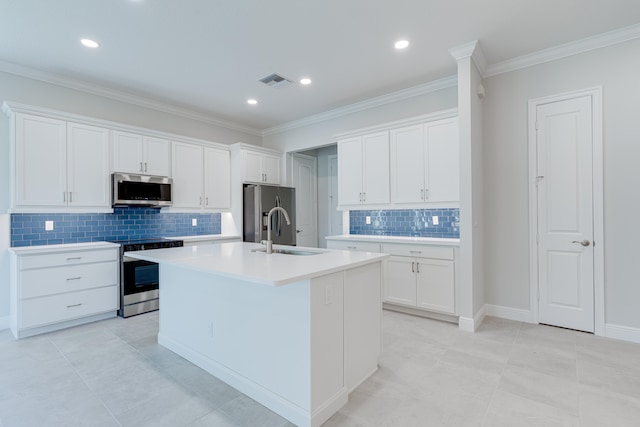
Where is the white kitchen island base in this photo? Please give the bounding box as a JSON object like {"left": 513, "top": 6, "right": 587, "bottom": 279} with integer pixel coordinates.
{"left": 146, "top": 245, "right": 385, "bottom": 427}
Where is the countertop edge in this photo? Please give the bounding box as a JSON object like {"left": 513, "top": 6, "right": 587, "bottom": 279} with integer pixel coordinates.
{"left": 325, "top": 235, "right": 460, "bottom": 246}
{"left": 8, "top": 241, "right": 121, "bottom": 254}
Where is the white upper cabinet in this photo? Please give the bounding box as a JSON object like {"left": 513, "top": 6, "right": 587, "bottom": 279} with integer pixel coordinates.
{"left": 390, "top": 117, "right": 459, "bottom": 205}
{"left": 13, "top": 113, "right": 109, "bottom": 210}
{"left": 238, "top": 148, "right": 281, "bottom": 185}
{"left": 338, "top": 131, "right": 390, "bottom": 206}
{"left": 67, "top": 122, "right": 110, "bottom": 207}
{"left": 203, "top": 147, "right": 231, "bottom": 209}
{"left": 112, "top": 130, "right": 170, "bottom": 176}
{"left": 172, "top": 142, "right": 230, "bottom": 211}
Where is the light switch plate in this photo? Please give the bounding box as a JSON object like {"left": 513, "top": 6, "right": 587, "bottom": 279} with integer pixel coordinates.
{"left": 192, "top": 218, "right": 197, "bottom": 226}
{"left": 45, "top": 220, "right": 54, "bottom": 231}
{"left": 432, "top": 216, "right": 439, "bottom": 225}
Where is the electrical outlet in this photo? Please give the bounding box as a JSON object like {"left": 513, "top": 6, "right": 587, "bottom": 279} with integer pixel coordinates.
{"left": 432, "top": 216, "right": 439, "bottom": 225}
{"left": 45, "top": 221, "right": 54, "bottom": 231}
{"left": 324, "top": 285, "right": 334, "bottom": 305}
{"left": 365, "top": 216, "right": 371, "bottom": 225}
{"left": 192, "top": 218, "right": 197, "bottom": 226}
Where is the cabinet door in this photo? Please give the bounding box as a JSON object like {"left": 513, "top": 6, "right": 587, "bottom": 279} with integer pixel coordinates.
{"left": 425, "top": 118, "right": 459, "bottom": 203}
{"left": 15, "top": 113, "right": 67, "bottom": 207}
{"left": 416, "top": 258, "right": 455, "bottom": 314}
{"left": 172, "top": 142, "right": 203, "bottom": 208}
{"left": 338, "top": 137, "right": 363, "bottom": 205}
{"left": 112, "top": 131, "right": 144, "bottom": 174}
{"left": 204, "top": 147, "right": 231, "bottom": 209}
{"left": 143, "top": 136, "right": 170, "bottom": 176}
{"left": 362, "top": 131, "right": 390, "bottom": 204}
{"left": 67, "top": 122, "right": 110, "bottom": 207}
{"left": 242, "top": 150, "right": 264, "bottom": 183}
{"left": 390, "top": 124, "right": 426, "bottom": 204}
{"left": 384, "top": 256, "right": 417, "bottom": 306}
{"left": 262, "top": 153, "right": 281, "bottom": 185}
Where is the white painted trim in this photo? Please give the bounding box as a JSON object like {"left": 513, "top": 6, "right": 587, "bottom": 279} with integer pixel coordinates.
{"left": 262, "top": 76, "right": 458, "bottom": 136}
{"left": 485, "top": 23, "right": 640, "bottom": 77}
{"left": 333, "top": 108, "right": 458, "bottom": 140}
{"left": 605, "top": 323, "right": 640, "bottom": 344}
{"left": 0, "top": 60, "right": 261, "bottom": 136}
{"left": 3, "top": 101, "right": 232, "bottom": 150}
{"left": 527, "top": 87, "right": 604, "bottom": 335}
{"left": 458, "top": 305, "right": 486, "bottom": 332}
{"left": 485, "top": 304, "right": 534, "bottom": 323}
{"left": 448, "top": 40, "right": 487, "bottom": 77}
{"left": 0, "top": 316, "right": 9, "bottom": 331}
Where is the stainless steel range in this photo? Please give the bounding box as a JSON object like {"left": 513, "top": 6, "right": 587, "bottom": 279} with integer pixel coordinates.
{"left": 116, "top": 238, "right": 183, "bottom": 317}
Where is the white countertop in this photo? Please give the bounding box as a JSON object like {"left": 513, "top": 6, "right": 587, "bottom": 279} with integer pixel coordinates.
{"left": 125, "top": 241, "right": 388, "bottom": 287}
{"left": 8, "top": 241, "right": 120, "bottom": 254}
{"left": 169, "top": 234, "right": 241, "bottom": 242}
{"left": 325, "top": 234, "right": 460, "bottom": 246}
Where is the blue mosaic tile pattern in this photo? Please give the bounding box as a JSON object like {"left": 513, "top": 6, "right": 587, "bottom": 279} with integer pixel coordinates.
{"left": 10, "top": 207, "right": 221, "bottom": 247}
{"left": 349, "top": 208, "right": 460, "bottom": 238}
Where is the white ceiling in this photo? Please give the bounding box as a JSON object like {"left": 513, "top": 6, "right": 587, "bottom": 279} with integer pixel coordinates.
{"left": 2, "top": 0, "right": 640, "bottom": 132}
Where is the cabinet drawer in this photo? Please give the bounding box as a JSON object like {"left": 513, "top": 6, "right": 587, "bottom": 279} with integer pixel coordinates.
{"left": 20, "top": 261, "right": 118, "bottom": 299}
{"left": 327, "top": 240, "right": 381, "bottom": 252}
{"left": 20, "top": 249, "right": 117, "bottom": 270}
{"left": 20, "top": 285, "right": 118, "bottom": 329}
{"left": 381, "top": 243, "right": 453, "bottom": 260}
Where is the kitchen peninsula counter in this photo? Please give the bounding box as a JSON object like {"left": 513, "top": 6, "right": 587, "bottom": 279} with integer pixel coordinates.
{"left": 125, "top": 242, "right": 388, "bottom": 427}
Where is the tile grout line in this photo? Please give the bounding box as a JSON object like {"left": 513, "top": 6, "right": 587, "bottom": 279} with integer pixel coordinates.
{"left": 47, "top": 330, "right": 124, "bottom": 427}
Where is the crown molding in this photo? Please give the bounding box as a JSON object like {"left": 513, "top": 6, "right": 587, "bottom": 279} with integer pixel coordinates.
{"left": 484, "top": 23, "right": 640, "bottom": 77}
{"left": 0, "top": 59, "right": 261, "bottom": 136}
{"left": 449, "top": 40, "right": 487, "bottom": 76}
{"left": 261, "top": 75, "right": 457, "bottom": 136}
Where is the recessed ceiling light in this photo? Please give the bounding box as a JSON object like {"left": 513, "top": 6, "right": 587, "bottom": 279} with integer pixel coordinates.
{"left": 394, "top": 40, "right": 410, "bottom": 50}
{"left": 300, "top": 78, "right": 312, "bottom": 85}
{"left": 80, "top": 38, "right": 100, "bottom": 48}
{"left": 247, "top": 99, "right": 258, "bottom": 105}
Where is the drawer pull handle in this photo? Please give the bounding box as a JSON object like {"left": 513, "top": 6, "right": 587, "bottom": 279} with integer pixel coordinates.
{"left": 66, "top": 257, "right": 82, "bottom": 261}
{"left": 66, "top": 277, "right": 82, "bottom": 281}
{"left": 416, "top": 262, "right": 420, "bottom": 273}
{"left": 347, "top": 246, "right": 357, "bottom": 250}
{"left": 409, "top": 250, "right": 422, "bottom": 254}
{"left": 412, "top": 261, "right": 415, "bottom": 273}
{"left": 66, "top": 303, "right": 82, "bottom": 309}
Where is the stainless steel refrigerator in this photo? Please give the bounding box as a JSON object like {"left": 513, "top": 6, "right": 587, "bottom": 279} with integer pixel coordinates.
{"left": 243, "top": 184, "right": 296, "bottom": 245}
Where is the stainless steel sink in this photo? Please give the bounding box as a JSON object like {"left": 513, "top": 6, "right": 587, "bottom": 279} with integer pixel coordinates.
{"left": 251, "top": 248, "right": 323, "bottom": 256}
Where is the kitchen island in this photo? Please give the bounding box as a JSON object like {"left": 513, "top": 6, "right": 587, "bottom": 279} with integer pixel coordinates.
{"left": 125, "top": 241, "right": 388, "bottom": 427}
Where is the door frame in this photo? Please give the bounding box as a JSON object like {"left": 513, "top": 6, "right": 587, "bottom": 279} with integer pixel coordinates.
{"left": 291, "top": 152, "right": 318, "bottom": 247}
{"left": 528, "top": 87, "right": 604, "bottom": 335}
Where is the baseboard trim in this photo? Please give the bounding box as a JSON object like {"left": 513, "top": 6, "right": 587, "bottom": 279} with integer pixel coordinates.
{"left": 605, "top": 323, "right": 640, "bottom": 344}
{"left": 0, "top": 316, "right": 9, "bottom": 331}
{"left": 485, "top": 304, "right": 534, "bottom": 323}
{"left": 458, "top": 305, "right": 487, "bottom": 332}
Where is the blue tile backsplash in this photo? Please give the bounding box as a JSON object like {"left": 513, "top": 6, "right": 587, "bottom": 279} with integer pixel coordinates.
{"left": 11, "top": 207, "right": 221, "bottom": 247}
{"left": 349, "top": 208, "right": 459, "bottom": 238}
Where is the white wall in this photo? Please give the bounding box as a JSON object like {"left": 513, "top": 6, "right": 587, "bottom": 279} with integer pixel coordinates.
{"left": 483, "top": 39, "right": 640, "bottom": 329}
{"left": 262, "top": 87, "right": 458, "bottom": 153}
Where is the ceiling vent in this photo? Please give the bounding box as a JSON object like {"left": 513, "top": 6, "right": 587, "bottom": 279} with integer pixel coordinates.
{"left": 259, "top": 73, "right": 293, "bottom": 88}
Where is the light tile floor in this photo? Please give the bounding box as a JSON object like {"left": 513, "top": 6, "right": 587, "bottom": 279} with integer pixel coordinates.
{"left": 2, "top": 311, "right": 640, "bottom": 426}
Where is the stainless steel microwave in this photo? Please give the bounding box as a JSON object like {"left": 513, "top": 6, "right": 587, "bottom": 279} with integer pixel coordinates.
{"left": 112, "top": 173, "right": 173, "bottom": 207}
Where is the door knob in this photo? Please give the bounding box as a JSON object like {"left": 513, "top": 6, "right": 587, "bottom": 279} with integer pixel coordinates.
{"left": 572, "top": 240, "right": 591, "bottom": 247}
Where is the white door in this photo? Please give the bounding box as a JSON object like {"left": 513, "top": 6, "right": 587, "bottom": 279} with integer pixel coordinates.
{"left": 390, "top": 124, "right": 425, "bottom": 204}
{"left": 204, "top": 147, "right": 230, "bottom": 209}
{"left": 416, "top": 258, "right": 455, "bottom": 314}
{"left": 143, "top": 136, "right": 170, "bottom": 176}
{"left": 262, "top": 154, "right": 281, "bottom": 185}
{"left": 362, "top": 131, "right": 390, "bottom": 204}
{"left": 338, "top": 136, "right": 363, "bottom": 205}
{"left": 328, "top": 155, "right": 342, "bottom": 237}
{"left": 384, "top": 256, "right": 417, "bottom": 306}
{"left": 292, "top": 154, "right": 317, "bottom": 247}
{"left": 536, "top": 95, "right": 594, "bottom": 332}
{"left": 425, "top": 118, "right": 459, "bottom": 203}
{"left": 112, "top": 130, "right": 144, "bottom": 174}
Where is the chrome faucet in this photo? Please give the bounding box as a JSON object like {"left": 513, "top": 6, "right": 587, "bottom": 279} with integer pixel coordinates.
{"left": 263, "top": 206, "right": 291, "bottom": 254}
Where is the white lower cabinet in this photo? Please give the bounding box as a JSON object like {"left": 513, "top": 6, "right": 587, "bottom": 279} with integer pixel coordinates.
{"left": 9, "top": 244, "right": 119, "bottom": 338}
{"left": 382, "top": 243, "right": 455, "bottom": 314}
